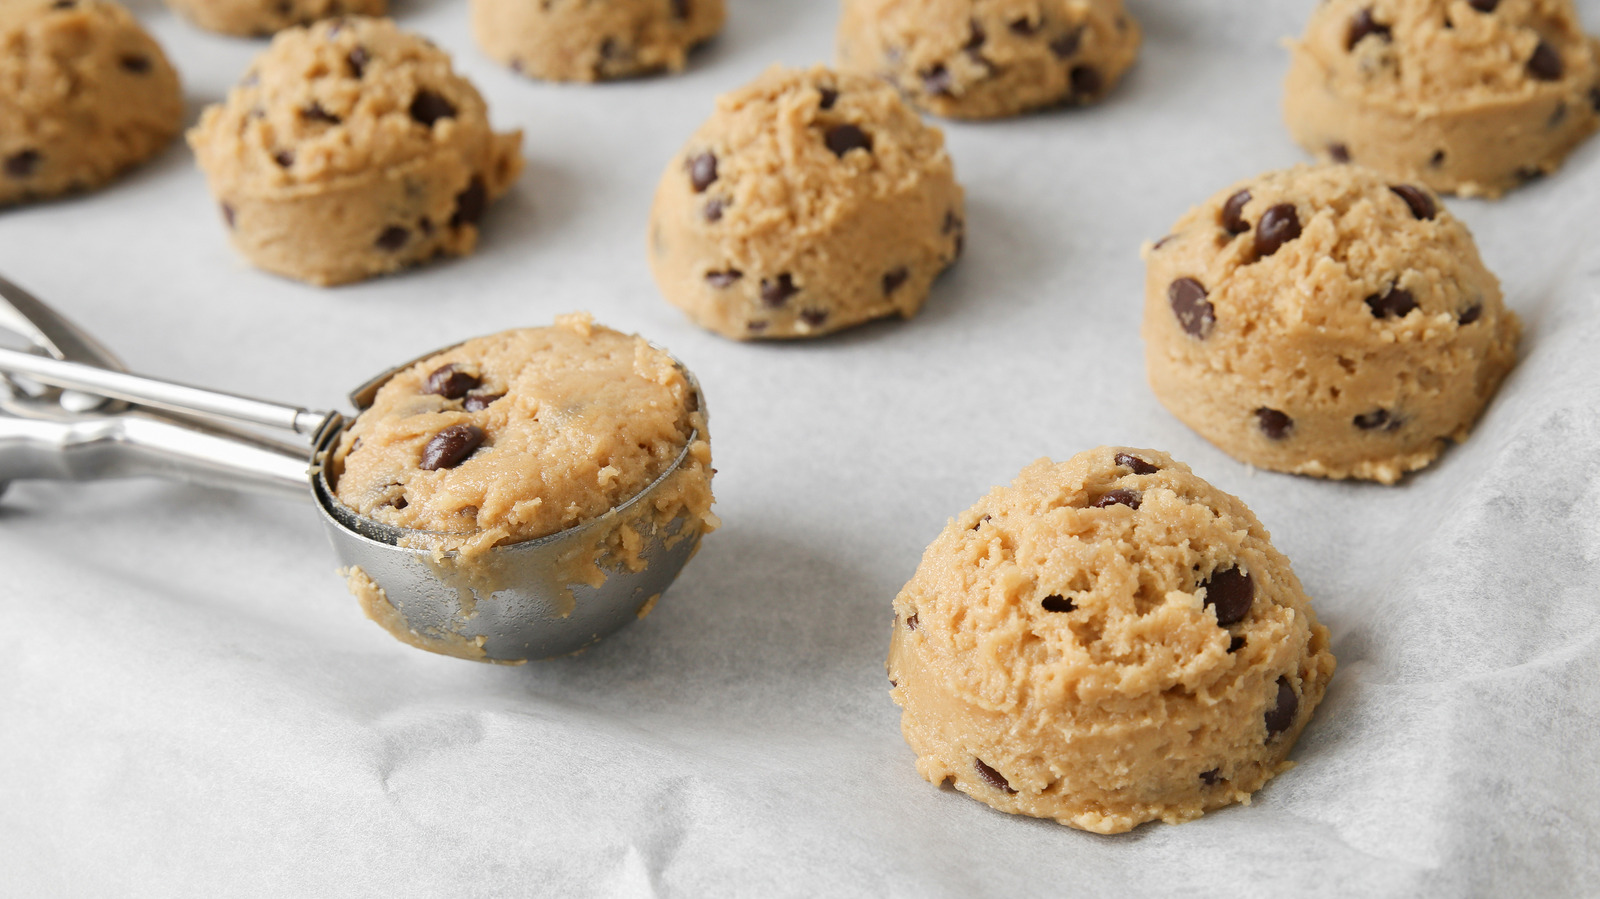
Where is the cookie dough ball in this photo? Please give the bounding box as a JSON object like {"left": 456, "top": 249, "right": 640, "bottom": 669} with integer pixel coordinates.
{"left": 648, "top": 65, "right": 964, "bottom": 340}
{"left": 838, "top": 0, "right": 1140, "bottom": 119}
{"left": 1143, "top": 165, "right": 1519, "bottom": 484}
{"left": 188, "top": 17, "right": 523, "bottom": 286}
{"left": 332, "top": 314, "right": 716, "bottom": 562}
{"left": 472, "top": 0, "right": 724, "bottom": 82}
{"left": 0, "top": 0, "right": 182, "bottom": 207}
{"left": 889, "top": 448, "right": 1336, "bottom": 834}
{"left": 1284, "top": 0, "right": 1600, "bottom": 198}
{"left": 164, "top": 0, "right": 383, "bottom": 38}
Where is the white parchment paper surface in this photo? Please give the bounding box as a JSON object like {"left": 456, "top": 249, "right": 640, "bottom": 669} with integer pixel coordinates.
{"left": 3, "top": 1, "right": 1599, "bottom": 895}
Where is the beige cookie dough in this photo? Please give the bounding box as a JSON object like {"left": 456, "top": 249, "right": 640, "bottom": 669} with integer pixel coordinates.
{"left": 471, "top": 0, "right": 724, "bottom": 82}
{"left": 164, "top": 0, "right": 383, "bottom": 38}
{"left": 648, "top": 65, "right": 964, "bottom": 340}
{"left": 1143, "top": 164, "right": 1519, "bottom": 484}
{"left": 889, "top": 447, "right": 1336, "bottom": 834}
{"left": 837, "top": 0, "right": 1141, "bottom": 119}
{"left": 1284, "top": 0, "right": 1600, "bottom": 198}
{"left": 0, "top": 0, "right": 182, "bottom": 207}
{"left": 188, "top": 17, "right": 523, "bottom": 286}
{"left": 330, "top": 314, "right": 716, "bottom": 565}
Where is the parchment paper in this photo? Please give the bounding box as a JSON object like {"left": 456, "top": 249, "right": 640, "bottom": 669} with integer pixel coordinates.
{"left": 3, "top": 1, "right": 1599, "bottom": 896}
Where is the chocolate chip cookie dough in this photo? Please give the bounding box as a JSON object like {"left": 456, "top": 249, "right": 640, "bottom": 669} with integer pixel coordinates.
{"left": 1284, "top": 0, "right": 1600, "bottom": 198}
{"left": 472, "top": 0, "right": 724, "bottom": 82}
{"left": 188, "top": 17, "right": 523, "bottom": 286}
{"left": 1143, "top": 164, "right": 1519, "bottom": 483}
{"left": 164, "top": 0, "right": 383, "bottom": 38}
{"left": 837, "top": 0, "right": 1141, "bottom": 119}
{"left": 648, "top": 65, "right": 964, "bottom": 340}
{"left": 889, "top": 448, "right": 1336, "bottom": 834}
{"left": 0, "top": 0, "right": 182, "bottom": 207}
{"left": 331, "top": 314, "right": 716, "bottom": 564}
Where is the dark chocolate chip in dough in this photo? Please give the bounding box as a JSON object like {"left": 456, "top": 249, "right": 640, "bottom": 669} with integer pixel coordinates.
{"left": 703, "top": 198, "right": 726, "bottom": 222}
{"left": 1366, "top": 286, "right": 1418, "bottom": 319}
{"left": 1354, "top": 409, "right": 1397, "bottom": 431}
{"left": 1049, "top": 27, "right": 1083, "bottom": 59}
{"left": 670, "top": 0, "right": 689, "bottom": 20}
{"left": 273, "top": 149, "right": 295, "bottom": 168}
{"left": 906, "top": 613, "right": 919, "bottom": 630}
{"left": 1152, "top": 233, "right": 1177, "bottom": 250}
{"left": 303, "top": 103, "right": 341, "bottom": 124}
{"left": 1092, "top": 489, "right": 1141, "bottom": 510}
{"left": 1528, "top": 40, "right": 1563, "bottom": 81}
{"left": 965, "top": 18, "right": 986, "bottom": 52}
{"left": 760, "top": 273, "right": 798, "bottom": 306}
{"left": 1256, "top": 408, "right": 1293, "bottom": 440}
{"left": 1168, "top": 277, "right": 1215, "bottom": 338}
{"left": 1202, "top": 567, "right": 1253, "bottom": 626}
{"left": 50, "top": 0, "right": 76, "bottom": 8}
{"left": 1200, "top": 769, "right": 1223, "bottom": 786}
{"left": 1458, "top": 303, "right": 1483, "bottom": 325}
{"left": 705, "top": 269, "right": 743, "bottom": 288}
{"left": 1346, "top": 9, "right": 1391, "bottom": 51}
{"left": 1009, "top": 17, "right": 1039, "bottom": 36}
{"left": 746, "top": 320, "right": 769, "bottom": 334}
{"left": 818, "top": 86, "right": 839, "bottom": 110}
{"left": 420, "top": 424, "right": 485, "bottom": 471}
{"left": 425, "top": 363, "right": 480, "bottom": 399}
{"left": 1468, "top": 0, "right": 1499, "bottom": 10}
{"left": 799, "top": 309, "right": 829, "bottom": 327}
{"left": 974, "top": 759, "right": 1017, "bottom": 794}
{"left": 120, "top": 55, "right": 152, "bottom": 74}
{"left": 1389, "top": 184, "right": 1437, "bottom": 220}
{"left": 825, "top": 124, "right": 873, "bottom": 157}
{"left": 463, "top": 392, "right": 503, "bottom": 412}
{"left": 451, "top": 177, "right": 488, "bottom": 228}
{"left": 688, "top": 152, "right": 718, "bottom": 192}
{"left": 375, "top": 225, "right": 410, "bottom": 251}
{"left": 1221, "top": 189, "right": 1252, "bottom": 235}
{"left": 389, "top": 495, "right": 408, "bottom": 510}
{"left": 1041, "top": 594, "right": 1076, "bottom": 613}
{"left": 882, "top": 267, "right": 909, "bottom": 295}
{"left": 1114, "top": 453, "right": 1159, "bottom": 474}
{"left": 1549, "top": 102, "right": 1568, "bottom": 129}
{"left": 1253, "top": 204, "right": 1301, "bottom": 258}
{"left": 921, "top": 64, "right": 954, "bottom": 96}
{"left": 410, "top": 90, "right": 457, "bottom": 127}
{"left": 1429, "top": 150, "right": 1447, "bottom": 167}
{"left": 1069, "top": 66, "right": 1101, "bottom": 97}
{"left": 1228, "top": 635, "right": 1246, "bottom": 653}
{"left": 1265, "top": 676, "right": 1299, "bottom": 738}
{"left": 1328, "top": 142, "right": 1351, "bottom": 163}
{"left": 419, "top": 217, "right": 435, "bottom": 237}
{"left": 1590, "top": 86, "right": 1600, "bottom": 113}
{"left": 347, "top": 47, "right": 369, "bottom": 78}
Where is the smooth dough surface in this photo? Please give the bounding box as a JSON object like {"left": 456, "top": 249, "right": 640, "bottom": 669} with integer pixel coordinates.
{"left": 0, "top": 0, "right": 182, "bottom": 206}
{"left": 648, "top": 65, "right": 964, "bottom": 340}
{"left": 163, "top": 0, "right": 383, "bottom": 38}
{"left": 837, "top": 0, "right": 1141, "bottom": 119}
{"left": 1142, "top": 164, "right": 1519, "bottom": 484}
{"left": 888, "top": 447, "right": 1336, "bottom": 834}
{"left": 188, "top": 17, "right": 523, "bottom": 287}
{"left": 332, "top": 314, "right": 715, "bottom": 562}
{"left": 1284, "top": 0, "right": 1600, "bottom": 198}
{"left": 471, "top": 0, "right": 724, "bottom": 82}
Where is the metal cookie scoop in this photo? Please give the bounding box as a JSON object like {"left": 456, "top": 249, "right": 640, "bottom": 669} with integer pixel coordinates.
{"left": 0, "top": 277, "right": 707, "bottom": 663}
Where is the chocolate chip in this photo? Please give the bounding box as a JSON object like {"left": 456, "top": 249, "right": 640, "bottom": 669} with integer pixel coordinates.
{"left": 1092, "top": 489, "right": 1141, "bottom": 510}
{"left": 746, "top": 321, "right": 769, "bottom": 334}
{"left": 1264, "top": 676, "right": 1298, "bottom": 738}
{"left": 302, "top": 103, "right": 340, "bottom": 124}
{"left": 705, "top": 269, "right": 742, "bottom": 288}
{"left": 50, "top": 0, "right": 75, "bottom": 8}
{"left": 1168, "top": 277, "right": 1215, "bottom": 338}
{"left": 119, "top": 55, "right": 151, "bottom": 74}
{"left": 375, "top": 226, "right": 409, "bottom": 251}
{"left": 1468, "top": 0, "right": 1499, "bottom": 10}
{"left": 1202, "top": 567, "right": 1254, "bottom": 626}
{"left": 889, "top": 677, "right": 898, "bottom": 687}
{"left": 1366, "top": 285, "right": 1418, "bottom": 319}
{"left": 882, "top": 267, "right": 909, "bottom": 295}
{"left": 825, "top": 124, "right": 872, "bottom": 157}
{"left": 1528, "top": 40, "right": 1563, "bottom": 81}
{"left": 1458, "top": 303, "right": 1483, "bottom": 325}
{"left": 1389, "top": 184, "right": 1436, "bottom": 220}
{"left": 1041, "top": 594, "right": 1076, "bottom": 613}
{"left": 347, "top": 47, "right": 369, "bottom": 78}
{"left": 942, "top": 210, "right": 961, "bottom": 235}
{"left": 1346, "top": 9, "right": 1391, "bottom": 51}
{"left": 799, "top": 309, "right": 829, "bottom": 327}
{"left": 1590, "top": 85, "right": 1600, "bottom": 113}
{"left": 1329, "top": 142, "right": 1351, "bottom": 163}
{"left": 1516, "top": 166, "right": 1547, "bottom": 184}
{"left": 1049, "top": 27, "right": 1083, "bottom": 59}
{"left": 420, "top": 424, "right": 485, "bottom": 471}
{"left": 704, "top": 198, "right": 726, "bottom": 222}
{"left": 273, "top": 149, "right": 294, "bottom": 168}
{"left": 1152, "top": 234, "right": 1177, "bottom": 250}
{"left": 1253, "top": 204, "right": 1301, "bottom": 258}
{"left": 388, "top": 494, "right": 408, "bottom": 510}
{"left": 1221, "top": 189, "right": 1252, "bottom": 235}
{"left": 670, "top": 0, "right": 689, "bottom": 20}
{"left": 1549, "top": 101, "right": 1568, "bottom": 128}
{"left": 1069, "top": 66, "right": 1101, "bottom": 97}
{"left": 973, "top": 759, "right": 1016, "bottom": 794}
{"left": 688, "top": 152, "right": 717, "bottom": 192}
{"left": 1353, "top": 409, "right": 1401, "bottom": 431}
{"left": 906, "top": 613, "right": 918, "bottom": 630}
{"left": 1009, "top": 17, "right": 1039, "bottom": 36}
{"left": 1228, "top": 635, "right": 1246, "bottom": 653}
{"left": 419, "top": 217, "right": 434, "bottom": 237}
{"left": 818, "top": 86, "right": 838, "bottom": 110}
{"left": 970, "top": 514, "right": 991, "bottom": 530}
{"left": 760, "top": 274, "right": 798, "bottom": 307}
{"left": 965, "top": 18, "right": 986, "bottom": 52}
{"left": 409, "top": 90, "right": 456, "bottom": 127}
{"left": 463, "top": 392, "right": 503, "bottom": 412}
{"left": 221, "top": 203, "right": 236, "bottom": 229}
{"left": 6, "top": 150, "right": 41, "bottom": 179}
{"left": 451, "top": 177, "right": 488, "bottom": 228}
{"left": 921, "top": 64, "right": 953, "bottom": 96}
{"left": 425, "top": 363, "right": 480, "bottom": 399}
{"left": 1115, "top": 453, "right": 1159, "bottom": 474}
{"left": 1430, "top": 150, "right": 1447, "bottom": 167}
{"left": 1199, "top": 769, "right": 1222, "bottom": 786}
{"left": 1256, "top": 408, "right": 1293, "bottom": 440}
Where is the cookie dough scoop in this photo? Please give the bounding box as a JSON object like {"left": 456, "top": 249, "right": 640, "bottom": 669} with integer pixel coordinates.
{"left": 0, "top": 281, "right": 715, "bottom": 663}
{"left": 889, "top": 447, "right": 1336, "bottom": 833}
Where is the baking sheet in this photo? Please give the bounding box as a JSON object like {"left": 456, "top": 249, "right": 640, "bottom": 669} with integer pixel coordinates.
{"left": 4, "top": 0, "right": 1599, "bottom": 895}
